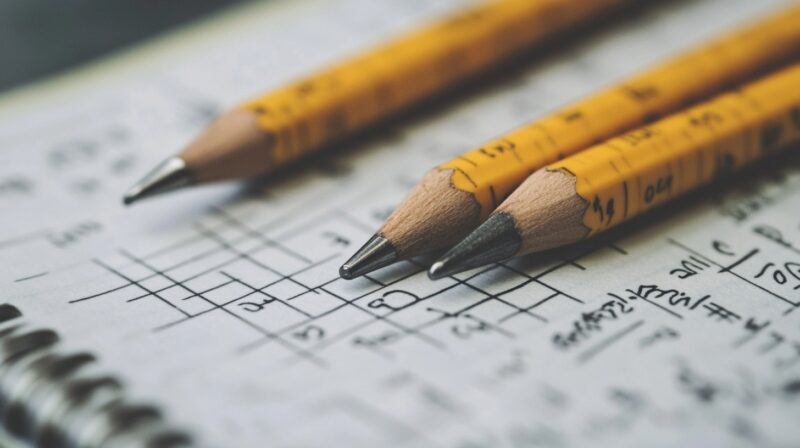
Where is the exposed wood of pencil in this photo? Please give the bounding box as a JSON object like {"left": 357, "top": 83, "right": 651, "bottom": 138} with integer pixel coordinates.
{"left": 427, "top": 168, "right": 588, "bottom": 279}
{"left": 379, "top": 168, "right": 482, "bottom": 257}
{"left": 497, "top": 169, "right": 589, "bottom": 254}
{"left": 181, "top": 109, "right": 276, "bottom": 182}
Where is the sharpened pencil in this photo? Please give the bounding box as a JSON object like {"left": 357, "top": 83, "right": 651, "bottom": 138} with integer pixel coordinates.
{"left": 429, "top": 64, "right": 800, "bottom": 278}
{"left": 124, "top": 0, "right": 633, "bottom": 205}
{"left": 341, "top": 5, "right": 800, "bottom": 279}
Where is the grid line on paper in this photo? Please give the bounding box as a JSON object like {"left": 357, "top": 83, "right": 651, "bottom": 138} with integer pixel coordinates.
{"left": 118, "top": 248, "right": 326, "bottom": 366}
{"left": 68, "top": 202, "right": 633, "bottom": 367}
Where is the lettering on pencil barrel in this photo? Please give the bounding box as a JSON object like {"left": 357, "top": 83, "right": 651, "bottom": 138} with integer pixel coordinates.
{"left": 125, "top": 0, "right": 634, "bottom": 206}
{"left": 344, "top": 6, "right": 800, "bottom": 279}
{"left": 432, "top": 65, "right": 800, "bottom": 276}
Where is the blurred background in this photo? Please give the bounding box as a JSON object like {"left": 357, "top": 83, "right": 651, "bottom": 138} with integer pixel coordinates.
{"left": 0, "top": 0, "right": 251, "bottom": 93}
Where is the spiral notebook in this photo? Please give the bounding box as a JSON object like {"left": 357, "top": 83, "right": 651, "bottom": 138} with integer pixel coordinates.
{"left": 1, "top": 0, "right": 799, "bottom": 446}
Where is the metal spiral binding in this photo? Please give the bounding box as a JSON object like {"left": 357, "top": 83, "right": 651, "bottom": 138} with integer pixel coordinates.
{"left": 0, "top": 304, "right": 193, "bottom": 448}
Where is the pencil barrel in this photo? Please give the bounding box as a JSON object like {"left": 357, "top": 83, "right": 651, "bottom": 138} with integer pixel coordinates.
{"left": 440, "top": 5, "right": 800, "bottom": 219}
{"left": 238, "top": 0, "right": 629, "bottom": 169}
{"left": 548, "top": 64, "right": 800, "bottom": 235}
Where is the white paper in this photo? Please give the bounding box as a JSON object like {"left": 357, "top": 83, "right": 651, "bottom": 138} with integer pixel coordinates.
{"left": 1, "top": 0, "right": 798, "bottom": 446}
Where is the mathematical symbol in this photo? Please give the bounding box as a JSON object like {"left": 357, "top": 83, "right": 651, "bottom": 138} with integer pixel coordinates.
{"left": 733, "top": 317, "right": 771, "bottom": 348}
{"left": 702, "top": 301, "right": 741, "bottom": 323}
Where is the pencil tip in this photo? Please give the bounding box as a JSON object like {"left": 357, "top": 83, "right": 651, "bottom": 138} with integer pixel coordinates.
{"left": 427, "top": 260, "right": 450, "bottom": 280}
{"left": 428, "top": 212, "right": 522, "bottom": 279}
{"left": 122, "top": 157, "right": 193, "bottom": 206}
{"left": 339, "top": 235, "right": 397, "bottom": 280}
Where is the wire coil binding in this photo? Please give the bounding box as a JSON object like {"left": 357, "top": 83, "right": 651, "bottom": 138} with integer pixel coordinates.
{"left": 0, "top": 304, "right": 192, "bottom": 448}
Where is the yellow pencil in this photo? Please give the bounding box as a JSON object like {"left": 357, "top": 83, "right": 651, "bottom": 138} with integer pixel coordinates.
{"left": 341, "top": 5, "right": 800, "bottom": 279}
{"left": 429, "top": 63, "right": 800, "bottom": 278}
{"left": 123, "top": 0, "right": 632, "bottom": 205}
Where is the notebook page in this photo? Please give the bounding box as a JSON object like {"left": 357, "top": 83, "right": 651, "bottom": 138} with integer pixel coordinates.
{"left": 0, "top": 0, "right": 797, "bottom": 446}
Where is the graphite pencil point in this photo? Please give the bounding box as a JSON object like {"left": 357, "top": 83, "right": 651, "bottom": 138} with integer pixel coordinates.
{"left": 123, "top": 157, "right": 193, "bottom": 206}
{"left": 428, "top": 212, "right": 522, "bottom": 279}
{"left": 342, "top": 169, "right": 483, "bottom": 277}
{"left": 339, "top": 235, "right": 398, "bottom": 280}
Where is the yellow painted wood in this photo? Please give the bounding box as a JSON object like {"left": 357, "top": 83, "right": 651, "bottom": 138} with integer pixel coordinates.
{"left": 239, "top": 0, "right": 630, "bottom": 164}
{"left": 441, "top": 5, "right": 800, "bottom": 218}
{"left": 549, "top": 64, "right": 800, "bottom": 234}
